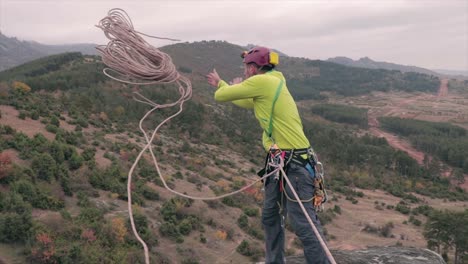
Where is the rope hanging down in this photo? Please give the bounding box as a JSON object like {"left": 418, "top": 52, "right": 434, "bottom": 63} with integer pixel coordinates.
{"left": 96, "top": 8, "right": 336, "bottom": 264}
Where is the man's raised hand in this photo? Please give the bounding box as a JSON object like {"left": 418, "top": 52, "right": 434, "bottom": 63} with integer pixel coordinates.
{"left": 206, "top": 69, "right": 221, "bottom": 87}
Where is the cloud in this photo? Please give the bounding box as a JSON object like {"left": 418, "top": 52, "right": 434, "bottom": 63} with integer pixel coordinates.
{"left": 0, "top": 0, "right": 466, "bottom": 69}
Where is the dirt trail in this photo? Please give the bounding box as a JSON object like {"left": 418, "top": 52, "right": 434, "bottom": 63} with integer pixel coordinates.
{"left": 437, "top": 78, "right": 448, "bottom": 97}
{"left": 367, "top": 93, "right": 429, "bottom": 165}
{"left": 367, "top": 78, "right": 468, "bottom": 190}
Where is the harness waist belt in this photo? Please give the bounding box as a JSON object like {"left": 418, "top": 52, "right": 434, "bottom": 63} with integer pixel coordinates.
{"left": 279, "top": 147, "right": 315, "bottom": 167}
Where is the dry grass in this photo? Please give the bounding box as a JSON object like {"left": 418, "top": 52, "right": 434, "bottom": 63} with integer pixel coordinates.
{"left": 326, "top": 188, "right": 467, "bottom": 251}
{"left": 0, "top": 105, "right": 54, "bottom": 140}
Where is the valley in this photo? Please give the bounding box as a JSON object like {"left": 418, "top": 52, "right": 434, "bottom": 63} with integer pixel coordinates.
{"left": 0, "top": 45, "right": 466, "bottom": 263}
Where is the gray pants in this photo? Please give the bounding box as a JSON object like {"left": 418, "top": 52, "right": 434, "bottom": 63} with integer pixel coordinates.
{"left": 262, "top": 163, "right": 329, "bottom": 264}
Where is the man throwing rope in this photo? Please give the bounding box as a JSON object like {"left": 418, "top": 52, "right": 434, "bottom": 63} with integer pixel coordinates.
{"left": 207, "top": 46, "right": 329, "bottom": 264}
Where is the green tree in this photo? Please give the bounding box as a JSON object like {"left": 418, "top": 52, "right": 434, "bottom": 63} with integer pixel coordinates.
{"left": 0, "top": 212, "right": 33, "bottom": 242}
{"left": 0, "top": 192, "right": 33, "bottom": 243}
{"left": 424, "top": 210, "right": 468, "bottom": 264}
{"left": 50, "top": 116, "right": 60, "bottom": 127}
{"left": 49, "top": 141, "right": 65, "bottom": 163}
{"left": 451, "top": 169, "right": 465, "bottom": 185}
{"left": 237, "top": 214, "right": 248, "bottom": 229}
{"left": 69, "top": 152, "right": 84, "bottom": 170}
{"left": 31, "top": 153, "right": 57, "bottom": 182}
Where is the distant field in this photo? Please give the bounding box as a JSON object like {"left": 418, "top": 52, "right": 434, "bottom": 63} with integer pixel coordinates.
{"left": 327, "top": 188, "right": 467, "bottom": 250}
{"left": 331, "top": 89, "right": 468, "bottom": 131}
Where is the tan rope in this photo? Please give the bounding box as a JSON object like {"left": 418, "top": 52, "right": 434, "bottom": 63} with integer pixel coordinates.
{"left": 279, "top": 164, "right": 337, "bottom": 264}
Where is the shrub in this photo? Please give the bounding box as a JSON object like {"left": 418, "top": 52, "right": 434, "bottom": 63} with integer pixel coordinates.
{"left": 81, "top": 148, "right": 96, "bottom": 161}
{"left": 409, "top": 215, "right": 422, "bottom": 226}
{"left": 236, "top": 240, "right": 263, "bottom": 261}
{"left": 45, "top": 124, "right": 58, "bottom": 133}
{"left": 11, "top": 180, "right": 37, "bottom": 199}
{"left": 0, "top": 212, "right": 33, "bottom": 242}
{"left": 50, "top": 116, "right": 60, "bottom": 127}
{"left": 237, "top": 214, "right": 248, "bottom": 229}
{"left": 243, "top": 207, "right": 259, "bottom": 217}
{"left": 141, "top": 186, "right": 159, "bottom": 201}
{"left": 333, "top": 205, "right": 342, "bottom": 214}
{"left": 30, "top": 111, "right": 39, "bottom": 120}
{"left": 247, "top": 226, "right": 264, "bottom": 240}
{"left": 12, "top": 81, "right": 31, "bottom": 94}
{"left": 18, "top": 111, "right": 27, "bottom": 120}
{"left": 0, "top": 192, "right": 32, "bottom": 214}
{"left": 222, "top": 196, "right": 242, "bottom": 208}
{"left": 69, "top": 152, "right": 84, "bottom": 170}
{"left": 396, "top": 202, "right": 411, "bottom": 215}
{"left": 31, "top": 153, "right": 57, "bottom": 182}
{"left": 173, "top": 171, "right": 183, "bottom": 179}
{"left": 317, "top": 209, "right": 336, "bottom": 225}
{"left": 160, "top": 222, "right": 181, "bottom": 240}
{"left": 178, "top": 219, "right": 193, "bottom": 236}
{"left": 78, "top": 207, "right": 103, "bottom": 224}
{"left": 412, "top": 205, "right": 434, "bottom": 216}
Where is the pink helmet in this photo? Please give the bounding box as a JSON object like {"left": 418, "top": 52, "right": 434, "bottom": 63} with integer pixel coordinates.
{"left": 241, "top": 46, "right": 278, "bottom": 67}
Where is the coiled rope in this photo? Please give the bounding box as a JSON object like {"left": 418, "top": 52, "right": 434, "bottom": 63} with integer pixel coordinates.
{"left": 96, "top": 8, "right": 335, "bottom": 264}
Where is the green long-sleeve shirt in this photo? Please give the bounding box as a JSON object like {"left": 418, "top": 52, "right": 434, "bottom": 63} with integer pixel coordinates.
{"left": 214, "top": 70, "right": 310, "bottom": 151}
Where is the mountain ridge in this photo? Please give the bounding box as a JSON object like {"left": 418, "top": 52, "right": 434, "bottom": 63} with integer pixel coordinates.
{"left": 0, "top": 32, "right": 98, "bottom": 71}
{"left": 327, "top": 56, "right": 438, "bottom": 76}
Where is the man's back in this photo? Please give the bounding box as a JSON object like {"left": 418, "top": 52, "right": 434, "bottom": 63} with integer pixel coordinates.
{"left": 214, "top": 70, "right": 310, "bottom": 151}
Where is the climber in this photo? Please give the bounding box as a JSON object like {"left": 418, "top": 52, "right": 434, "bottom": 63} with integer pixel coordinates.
{"left": 206, "top": 46, "right": 329, "bottom": 264}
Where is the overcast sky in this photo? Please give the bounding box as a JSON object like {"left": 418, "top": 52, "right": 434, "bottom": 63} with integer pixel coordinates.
{"left": 0, "top": 0, "right": 467, "bottom": 70}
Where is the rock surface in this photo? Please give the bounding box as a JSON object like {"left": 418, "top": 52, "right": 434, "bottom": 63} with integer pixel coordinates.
{"left": 284, "top": 246, "right": 446, "bottom": 264}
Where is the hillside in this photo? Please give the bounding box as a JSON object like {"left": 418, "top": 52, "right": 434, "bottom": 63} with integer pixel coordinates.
{"left": 327, "top": 56, "right": 438, "bottom": 76}
{"left": 163, "top": 41, "right": 441, "bottom": 99}
{"left": 0, "top": 43, "right": 466, "bottom": 263}
{"left": 0, "top": 33, "right": 97, "bottom": 72}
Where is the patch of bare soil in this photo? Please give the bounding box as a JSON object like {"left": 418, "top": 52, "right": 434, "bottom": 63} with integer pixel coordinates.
{"left": 94, "top": 148, "right": 112, "bottom": 168}
{"left": 326, "top": 188, "right": 467, "bottom": 251}
{"left": 0, "top": 105, "right": 55, "bottom": 140}
{"left": 0, "top": 149, "right": 29, "bottom": 167}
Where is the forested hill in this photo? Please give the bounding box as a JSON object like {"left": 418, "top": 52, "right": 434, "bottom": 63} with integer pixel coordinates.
{"left": 327, "top": 56, "right": 438, "bottom": 76}
{"left": 162, "top": 41, "right": 440, "bottom": 98}
{"left": 0, "top": 40, "right": 440, "bottom": 99}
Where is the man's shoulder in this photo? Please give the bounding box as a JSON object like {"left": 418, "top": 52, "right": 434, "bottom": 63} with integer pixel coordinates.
{"left": 248, "top": 72, "right": 284, "bottom": 84}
